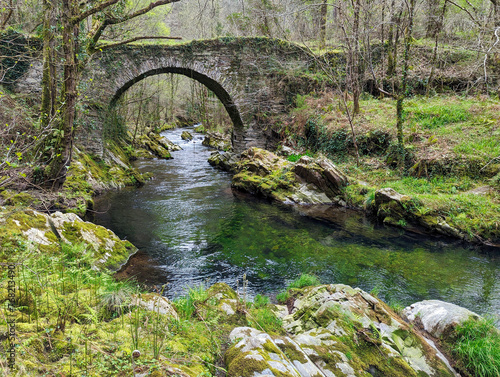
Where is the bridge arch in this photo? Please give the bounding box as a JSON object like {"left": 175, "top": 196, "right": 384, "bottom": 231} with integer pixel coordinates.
{"left": 109, "top": 67, "right": 244, "bottom": 130}
{"left": 8, "top": 37, "right": 316, "bottom": 155}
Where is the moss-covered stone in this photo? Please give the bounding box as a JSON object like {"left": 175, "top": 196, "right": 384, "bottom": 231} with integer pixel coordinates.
{"left": 279, "top": 284, "right": 456, "bottom": 377}
{"left": 0, "top": 208, "right": 136, "bottom": 270}
{"left": 231, "top": 148, "right": 350, "bottom": 205}
{"left": 181, "top": 131, "right": 194, "bottom": 141}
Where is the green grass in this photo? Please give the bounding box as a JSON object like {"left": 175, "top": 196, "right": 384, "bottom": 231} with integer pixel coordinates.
{"left": 405, "top": 102, "right": 470, "bottom": 129}
{"left": 382, "top": 176, "right": 474, "bottom": 196}
{"left": 454, "top": 135, "right": 500, "bottom": 159}
{"left": 247, "top": 307, "right": 283, "bottom": 334}
{"left": 288, "top": 273, "right": 321, "bottom": 289}
{"left": 453, "top": 317, "right": 500, "bottom": 377}
{"left": 276, "top": 273, "right": 321, "bottom": 304}
{"left": 173, "top": 284, "right": 211, "bottom": 320}
{"left": 0, "top": 238, "right": 235, "bottom": 376}
{"left": 253, "top": 294, "right": 270, "bottom": 308}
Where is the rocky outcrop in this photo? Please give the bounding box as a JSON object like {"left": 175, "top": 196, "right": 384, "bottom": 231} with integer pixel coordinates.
{"left": 0, "top": 208, "right": 136, "bottom": 270}
{"left": 231, "top": 148, "right": 348, "bottom": 205}
{"left": 202, "top": 131, "right": 232, "bottom": 151}
{"left": 133, "top": 293, "right": 179, "bottom": 320}
{"left": 225, "top": 284, "right": 457, "bottom": 377}
{"left": 293, "top": 156, "right": 348, "bottom": 199}
{"left": 133, "top": 131, "right": 174, "bottom": 159}
{"left": 373, "top": 188, "right": 414, "bottom": 226}
{"left": 181, "top": 131, "right": 194, "bottom": 141}
{"left": 158, "top": 135, "right": 182, "bottom": 152}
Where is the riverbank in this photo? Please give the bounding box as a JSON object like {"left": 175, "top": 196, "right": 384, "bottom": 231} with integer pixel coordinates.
{"left": 1, "top": 222, "right": 498, "bottom": 377}
{"left": 207, "top": 93, "right": 500, "bottom": 247}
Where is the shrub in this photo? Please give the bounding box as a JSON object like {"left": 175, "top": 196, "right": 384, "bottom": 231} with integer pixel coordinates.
{"left": 276, "top": 290, "right": 290, "bottom": 304}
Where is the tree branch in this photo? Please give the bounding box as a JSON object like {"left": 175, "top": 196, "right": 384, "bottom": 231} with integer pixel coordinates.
{"left": 95, "top": 36, "right": 182, "bottom": 51}
{"left": 100, "top": 0, "right": 181, "bottom": 26}
{"left": 86, "top": 0, "right": 182, "bottom": 51}
{"left": 445, "top": 0, "right": 481, "bottom": 26}
{"left": 72, "top": 0, "right": 120, "bottom": 24}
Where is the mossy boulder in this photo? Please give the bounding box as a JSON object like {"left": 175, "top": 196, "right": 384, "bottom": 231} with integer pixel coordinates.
{"left": 402, "top": 300, "right": 480, "bottom": 341}
{"left": 293, "top": 156, "right": 348, "bottom": 198}
{"left": 231, "top": 148, "right": 348, "bottom": 205}
{"left": 225, "top": 327, "right": 323, "bottom": 377}
{"left": 135, "top": 133, "right": 173, "bottom": 159}
{"left": 202, "top": 131, "right": 232, "bottom": 151}
{"left": 157, "top": 135, "right": 182, "bottom": 151}
{"left": 62, "top": 144, "right": 144, "bottom": 214}
{"left": 0, "top": 208, "right": 137, "bottom": 270}
{"left": 0, "top": 190, "right": 38, "bottom": 206}
{"left": 277, "top": 284, "right": 457, "bottom": 377}
{"left": 181, "top": 131, "right": 194, "bottom": 141}
{"left": 132, "top": 293, "right": 179, "bottom": 320}
{"left": 208, "top": 151, "right": 239, "bottom": 173}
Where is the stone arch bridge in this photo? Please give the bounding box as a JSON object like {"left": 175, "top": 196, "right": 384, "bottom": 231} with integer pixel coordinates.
{"left": 14, "top": 37, "right": 317, "bottom": 154}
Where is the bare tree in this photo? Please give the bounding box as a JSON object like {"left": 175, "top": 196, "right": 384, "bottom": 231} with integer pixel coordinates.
{"left": 395, "top": 0, "right": 416, "bottom": 168}
{"left": 42, "top": 0, "right": 182, "bottom": 189}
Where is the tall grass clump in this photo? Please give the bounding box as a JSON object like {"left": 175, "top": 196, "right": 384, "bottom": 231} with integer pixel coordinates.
{"left": 173, "top": 285, "right": 210, "bottom": 320}
{"left": 452, "top": 317, "right": 500, "bottom": 377}
{"left": 276, "top": 273, "right": 321, "bottom": 303}
{"left": 288, "top": 273, "right": 321, "bottom": 289}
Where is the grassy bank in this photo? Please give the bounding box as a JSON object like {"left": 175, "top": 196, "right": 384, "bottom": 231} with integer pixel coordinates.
{"left": 277, "top": 93, "right": 500, "bottom": 244}
{"left": 0, "top": 234, "right": 283, "bottom": 376}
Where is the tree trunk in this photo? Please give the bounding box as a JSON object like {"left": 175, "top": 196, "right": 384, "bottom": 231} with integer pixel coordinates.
{"left": 0, "top": 0, "right": 14, "bottom": 30}
{"left": 41, "top": 0, "right": 57, "bottom": 128}
{"left": 47, "top": 0, "right": 79, "bottom": 189}
{"left": 396, "top": 0, "right": 416, "bottom": 169}
{"left": 492, "top": 0, "right": 500, "bottom": 27}
{"left": 319, "top": 0, "right": 328, "bottom": 49}
{"left": 425, "top": 0, "right": 441, "bottom": 38}
{"left": 426, "top": 1, "right": 447, "bottom": 95}
{"left": 352, "top": 0, "right": 361, "bottom": 114}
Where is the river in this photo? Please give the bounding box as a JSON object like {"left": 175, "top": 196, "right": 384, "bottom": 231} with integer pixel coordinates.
{"left": 89, "top": 128, "right": 500, "bottom": 321}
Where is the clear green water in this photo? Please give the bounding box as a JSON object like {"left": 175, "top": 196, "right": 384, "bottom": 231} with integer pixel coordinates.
{"left": 90, "top": 128, "right": 500, "bottom": 321}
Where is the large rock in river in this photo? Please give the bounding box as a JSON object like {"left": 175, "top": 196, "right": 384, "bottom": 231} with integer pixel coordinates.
{"left": 225, "top": 284, "right": 457, "bottom": 377}
{"left": 202, "top": 131, "right": 232, "bottom": 151}
{"left": 181, "top": 131, "right": 194, "bottom": 141}
{"left": 208, "top": 151, "right": 239, "bottom": 173}
{"left": 231, "top": 148, "right": 348, "bottom": 205}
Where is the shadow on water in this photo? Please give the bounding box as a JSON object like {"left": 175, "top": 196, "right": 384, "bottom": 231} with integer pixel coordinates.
{"left": 89, "top": 128, "right": 500, "bottom": 323}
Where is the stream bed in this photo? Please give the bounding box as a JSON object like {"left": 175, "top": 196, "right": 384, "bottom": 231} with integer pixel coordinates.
{"left": 89, "top": 128, "right": 500, "bottom": 321}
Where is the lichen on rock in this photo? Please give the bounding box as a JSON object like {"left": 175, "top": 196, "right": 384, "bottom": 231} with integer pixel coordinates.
{"left": 225, "top": 284, "right": 457, "bottom": 377}
{"left": 181, "top": 130, "right": 194, "bottom": 141}
{"left": 202, "top": 131, "right": 232, "bottom": 151}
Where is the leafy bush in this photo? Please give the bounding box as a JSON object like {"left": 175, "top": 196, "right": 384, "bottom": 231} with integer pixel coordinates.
{"left": 304, "top": 118, "right": 349, "bottom": 158}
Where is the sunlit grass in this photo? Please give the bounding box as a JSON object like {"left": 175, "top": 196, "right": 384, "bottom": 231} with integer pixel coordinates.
{"left": 453, "top": 317, "right": 500, "bottom": 377}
